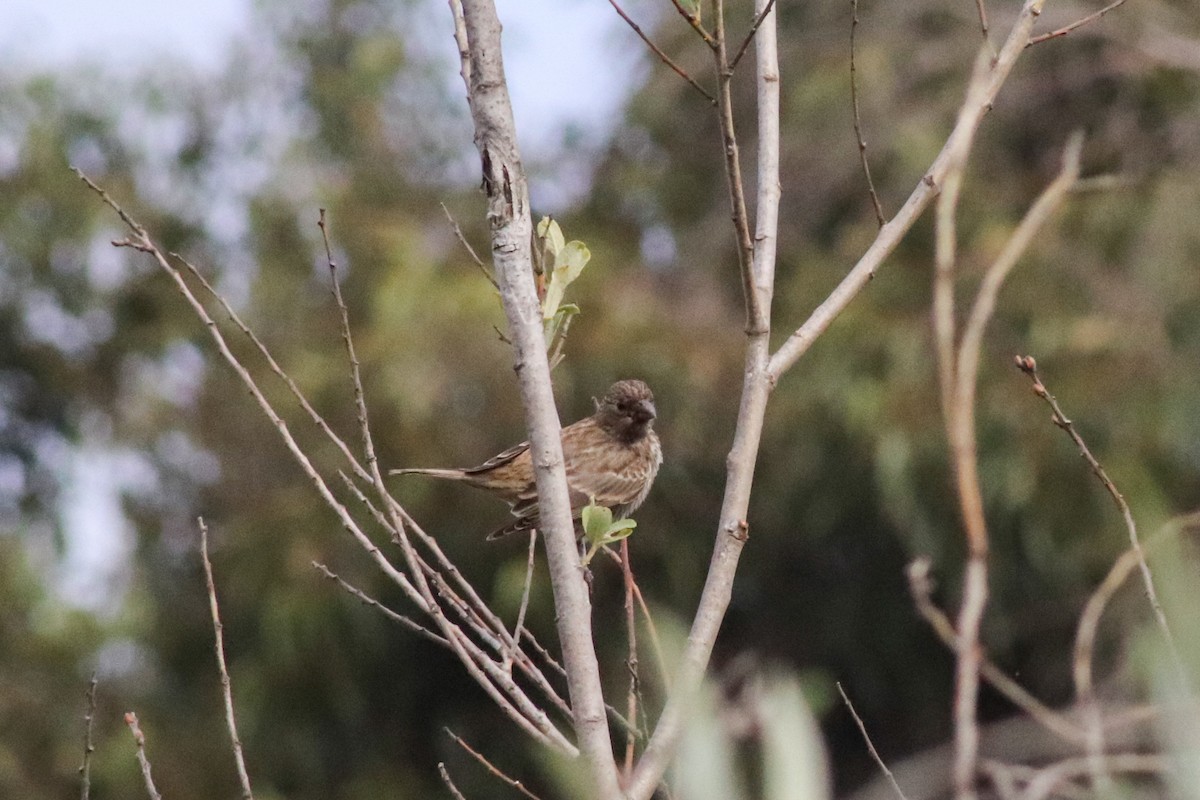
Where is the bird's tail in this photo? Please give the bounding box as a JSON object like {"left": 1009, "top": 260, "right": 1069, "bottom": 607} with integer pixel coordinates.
{"left": 389, "top": 467, "right": 469, "bottom": 480}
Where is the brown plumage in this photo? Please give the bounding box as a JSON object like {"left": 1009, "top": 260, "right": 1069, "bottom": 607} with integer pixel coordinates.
{"left": 391, "top": 379, "right": 662, "bottom": 540}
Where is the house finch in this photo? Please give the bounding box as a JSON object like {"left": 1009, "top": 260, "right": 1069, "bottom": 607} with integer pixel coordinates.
{"left": 391, "top": 379, "right": 661, "bottom": 540}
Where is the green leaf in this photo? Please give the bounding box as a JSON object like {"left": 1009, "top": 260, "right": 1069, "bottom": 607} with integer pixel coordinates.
{"left": 581, "top": 501, "right": 613, "bottom": 545}
{"left": 544, "top": 303, "right": 580, "bottom": 348}
{"left": 542, "top": 240, "right": 591, "bottom": 322}
{"left": 537, "top": 216, "right": 565, "bottom": 256}
{"left": 600, "top": 518, "right": 637, "bottom": 545}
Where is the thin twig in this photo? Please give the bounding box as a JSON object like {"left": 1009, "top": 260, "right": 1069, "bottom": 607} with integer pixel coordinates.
{"left": 73, "top": 170, "right": 425, "bottom": 608}
{"left": 729, "top": 0, "right": 777, "bottom": 71}
{"left": 312, "top": 561, "right": 448, "bottom": 647}
{"left": 446, "top": 728, "right": 546, "bottom": 800}
{"left": 1014, "top": 355, "right": 1182, "bottom": 678}
{"left": 1022, "top": 753, "right": 1170, "bottom": 800}
{"left": 1028, "top": 0, "right": 1129, "bottom": 46}
{"left": 974, "top": 0, "right": 991, "bottom": 45}
{"left": 447, "top": 0, "right": 472, "bottom": 96}
{"left": 621, "top": 538, "right": 640, "bottom": 777}
{"left": 668, "top": 0, "right": 718, "bottom": 48}
{"left": 906, "top": 558, "right": 1086, "bottom": 744}
{"left": 712, "top": 0, "right": 764, "bottom": 334}
{"left": 607, "top": 0, "right": 717, "bottom": 105}
{"left": 199, "top": 518, "right": 255, "bottom": 800}
{"left": 627, "top": 0, "right": 782, "bottom": 791}
{"left": 505, "top": 530, "right": 538, "bottom": 671}
{"left": 77, "top": 172, "right": 572, "bottom": 755}
{"left": 440, "top": 202, "right": 497, "bottom": 288}
{"left": 931, "top": 46, "right": 1001, "bottom": 800}
{"left": 438, "top": 763, "right": 469, "bottom": 800}
{"left": 79, "top": 674, "right": 98, "bottom": 800}
{"left": 1073, "top": 545, "right": 1143, "bottom": 791}
{"left": 602, "top": 546, "right": 671, "bottom": 691}
{"left": 173, "top": 253, "right": 372, "bottom": 486}
{"left": 837, "top": 682, "right": 910, "bottom": 800}
{"left": 124, "top": 712, "right": 163, "bottom": 800}
{"left": 768, "top": 0, "right": 1050, "bottom": 383}
{"left": 318, "top": 209, "right": 575, "bottom": 754}
{"left": 850, "top": 0, "right": 886, "bottom": 227}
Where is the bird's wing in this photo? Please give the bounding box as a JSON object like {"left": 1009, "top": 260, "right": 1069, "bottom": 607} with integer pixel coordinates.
{"left": 566, "top": 458, "right": 652, "bottom": 510}
{"left": 464, "top": 440, "right": 530, "bottom": 474}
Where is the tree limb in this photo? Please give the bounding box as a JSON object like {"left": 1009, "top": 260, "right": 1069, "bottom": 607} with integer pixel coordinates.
{"left": 454, "top": 1, "right": 622, "bottom": 795}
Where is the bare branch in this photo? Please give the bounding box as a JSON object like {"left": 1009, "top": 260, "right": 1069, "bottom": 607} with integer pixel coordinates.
{"left": 77, "top": 171, "right": 571, "bottom": 755}
{"left": 628, "top": 0, "right": 780, "bottom": 793}
{"left": 124, "top": 712, "right": 163, "bottom": 800}
{"left": 906, "top": 558, "right": 1087, "bottom": 744}
{"left": 621, "top": 538, "right": 641, "bottom": 777}
{"left": 712, "top": 0, "right": 764, "bottom": 335}
{"left": 1029, "top": 0, "right": 1129, "bottom": 46}
{"left": 199, "top": 518, "right": 255, "bottom": 800}
{"left": 73, "top": 170, "right": 426, "bottom": 613}
{"left": 668, "top": 0, "right": 718, "bottom": 49}
{"left": 438, "top": 762, "right": 470, "bottom": 800}
{"left": 79, "top": 674, "right": 97, "bottom": 800}
{"left": 173, "top": 253, "right": 371, "bottom": 485}
{"left": 440, "top": 202, "right": 497, "bottom": 288}
{"left": 504, "top": 530, "right": 538, "bottom": 672}
{"left": 1022, "top": 753, "right": 1170, "bottom": 800}
{"left": 312, "top": 561, "right": 448, "bottom": 647}
{"left": 838, "top": 682, "right": 910, "bottom": 800}
{"left": 850, "top": 0, "right": 886, "bottom": 227}
{"left": 446, "top": 728, "right": 547, "bottom": 800}
{"left": 974, "top": 0, "right": 991, "bottom": 44}
{"left": 767, "top": 0, "right": 1050, "bottom": 383}
{"left": 455, "top": 1, "right": 619, "bottom": 789}
{"left": 729, "top": 0, "right": 777, "bottom": 71}
{"left": 607, "top": 0, "right": 717, "bottom": 106}
{"left": 935, "top": 113, "right": 1081, "bottom": 800}
{"left": 1014, "top": 356, "right": 1182, "bottom": 677}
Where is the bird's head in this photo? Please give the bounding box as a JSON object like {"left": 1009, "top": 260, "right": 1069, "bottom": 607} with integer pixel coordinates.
{"left": 595, "top": 379, "right": 657, "bottom": 443}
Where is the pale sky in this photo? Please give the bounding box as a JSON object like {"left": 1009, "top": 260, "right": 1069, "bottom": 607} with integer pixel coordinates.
{"left": 5, "top": 0, "right": 639, "bottom": 160}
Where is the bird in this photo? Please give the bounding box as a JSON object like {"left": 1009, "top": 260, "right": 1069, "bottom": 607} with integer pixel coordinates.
{"left": 391, "top": 379, "right": 662, "bottom": 540}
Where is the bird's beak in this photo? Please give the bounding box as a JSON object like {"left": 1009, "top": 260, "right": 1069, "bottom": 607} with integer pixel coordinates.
{"left": 635, "top": 399, "right": 657, "bottom": 422}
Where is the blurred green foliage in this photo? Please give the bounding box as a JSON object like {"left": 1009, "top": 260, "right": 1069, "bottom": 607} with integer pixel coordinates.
{"left": 2, "top": 0, "right": 1199, "bottom": 797}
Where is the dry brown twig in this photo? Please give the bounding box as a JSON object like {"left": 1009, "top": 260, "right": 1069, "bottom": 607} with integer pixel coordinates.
{"left": 319, "top": 208, "right": 577, "bottom": 754}
{"left": 124, "top": 712, "right": 163, "bottom": 800}
{"left": 504, "top": 529, "right": 539, "bottom": 672}
{"left": 668, "top": 0, "right": 718, "bottom": 49}
{"left": 76, "top": 170, "right": 575, "bottom": 756}
{"left": 1029, "top": 0, "right": 1129, "bottom": 46}
{"left": 837, "top": 681, "right": 910, "bottom": 800}
{"left": 607, "top": 0, "right": 717, "bottom": 105}
{"left": 79, "top": 673, "right": 98, "bottom": 800}
{"left": 1022, "top": 753, "right": 1170, "bottom": 800}
{"left": 446, "top": 728, "right": 546, "bottom": 800}
{"left": 199, "top": 518, "right": 256, "bottom": 800}
{"left": 934, "top": 123, "right": 1082, "bottom": 800}
{"left": 849, "top": 0, "right": 886, "bottom": 228}
{"left": 906, "top": 558, "right": 1087, "bottom": 745}
{"left": 729, "top": 0, "right": 778, "bottom": 71}
{"left": 312, "top": 560, "right": 448, "bottom": 647}
{"left": 440, "top": 201, "right": 497, "bottom": 288}
{"left": 1014, "top": 354, "right": 1181, "bottom": 679}
{"left": 621, "top": 537, "right": 641, "bottom": 777}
